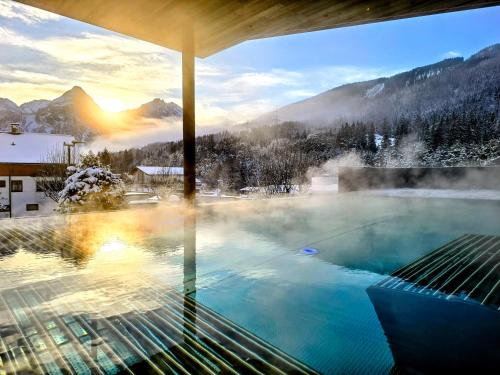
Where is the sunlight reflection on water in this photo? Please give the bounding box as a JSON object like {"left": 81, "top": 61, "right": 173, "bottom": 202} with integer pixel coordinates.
{"left": 0, "top": 194, "right": 499, "bottom": 374}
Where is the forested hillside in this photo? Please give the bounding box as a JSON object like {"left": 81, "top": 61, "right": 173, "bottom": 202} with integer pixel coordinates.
{"left": 108, "top": 109, "right": 500, "bottom": 191}
{"left": 252, "top": 44, "right": 500, "bottom": 128}
{"left": 105, "top": 44, "right": 500, "bottom": 192}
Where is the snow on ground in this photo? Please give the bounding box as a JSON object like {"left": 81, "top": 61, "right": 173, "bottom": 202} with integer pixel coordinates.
{"left": 364, "top": 188, "right": 500, "bottom": 200}
{"left": 365, "top": 83, "right": 385, "bottom": 98}
{"left": 310, "top": 184, "right": 339, "bottom": 193}
{"left": 374, "top": 133, "right": 395, "bottom": 147}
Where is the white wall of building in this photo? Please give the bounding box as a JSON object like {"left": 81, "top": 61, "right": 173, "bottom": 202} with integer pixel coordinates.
{"left": 310, "top": 176, "right": 339, "bottom": 193}
{"left": 0, "top": 176, "right": 57, "bottom": 218}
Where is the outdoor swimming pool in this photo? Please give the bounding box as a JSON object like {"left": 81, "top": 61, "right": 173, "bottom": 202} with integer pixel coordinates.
{"left": 0, "top": 193, "right": 499, "bottom": 374}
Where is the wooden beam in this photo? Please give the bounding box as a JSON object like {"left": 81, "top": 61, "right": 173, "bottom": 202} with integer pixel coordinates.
{"left": 15, "top": 1, "right": 500, "bottom": 58}
{"left": 182, "top": 24, "right": 196, "bottom": 203}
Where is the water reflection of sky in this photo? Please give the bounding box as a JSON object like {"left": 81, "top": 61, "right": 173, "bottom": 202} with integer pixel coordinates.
{"left": 0, "top": 194, "right": 499, "bottom": 374}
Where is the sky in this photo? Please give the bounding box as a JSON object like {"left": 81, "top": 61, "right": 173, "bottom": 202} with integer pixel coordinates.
{"left": 0, "top": 0, "right": 499, "bottom": 134}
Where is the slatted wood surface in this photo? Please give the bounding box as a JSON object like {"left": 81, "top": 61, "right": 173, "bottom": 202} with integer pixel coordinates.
{"left": 0, "top": 222, "right": 319, "bottom": 375}
{"left": 374, "top": 234, "right": 500, "bottom": 308}
{"left": 15, "top": 1, "right": 500, "bottom": 57}
{"left": 0, "top": 280, "right": 319, "bottom": 375}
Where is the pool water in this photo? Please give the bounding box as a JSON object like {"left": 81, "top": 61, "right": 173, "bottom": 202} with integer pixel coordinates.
{"left": 0, "top": 193, "right": 499, "bottom": 374}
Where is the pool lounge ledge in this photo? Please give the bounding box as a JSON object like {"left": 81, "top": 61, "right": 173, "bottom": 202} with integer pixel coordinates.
{"left": 363, "top": 188, "right": 500, "bottom": 201}
{"left": 367, "top": 234, "right": 500, "bottom": 374}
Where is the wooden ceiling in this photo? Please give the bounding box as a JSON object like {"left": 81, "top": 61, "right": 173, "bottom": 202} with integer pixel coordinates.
{"left": 15, "top": 0, "right": 500, "bottom": 57}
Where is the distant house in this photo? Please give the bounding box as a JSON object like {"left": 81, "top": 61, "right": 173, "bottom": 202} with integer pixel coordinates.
{"left": 310, "top": 175, "right": 338, "bottom": 193}
{"left": 239, "top": 186, "right": 261, "bottom": 195}
{"left": 134, "top": 166, "right": 184, "bottom": 185}
{"left": 133, "top": 166, "right": 202, "bottom": 193}
{"left": 0, "top": 124, "right": 75, "bottom": 218}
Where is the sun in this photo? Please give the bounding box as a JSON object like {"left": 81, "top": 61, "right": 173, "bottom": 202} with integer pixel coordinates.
{"left": 98, "top": 98, "right": 126, "bottom": 113}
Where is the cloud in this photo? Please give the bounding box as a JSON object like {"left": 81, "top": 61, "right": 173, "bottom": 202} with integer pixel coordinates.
{"left": 309, "top": 65, "right": 400, "bottom": 89}
{"left": 86, "top": 118, "right": 183, "bottom": 152}
{"left": 442, "top": 50, "right": 462, "bottom": 59}
{"left": 0, "top": 64, "right": 65, "bottom": 85}
{"left": 2, "top": 19, "right": 400, "bottom": 138}
{"left": 0, "top": 3, "right": 403, "bottom": 148}
{"left": 0, "top": 25, "right": 181, "bottom": 109}
{"left": 195, "top": 62, "right": 401, "bottom": 125}
{"left": 0, "top": 0, "right": 60, "bottom": 24}
{"left": 285, "top": 90, "right": 318, "bottom": 99}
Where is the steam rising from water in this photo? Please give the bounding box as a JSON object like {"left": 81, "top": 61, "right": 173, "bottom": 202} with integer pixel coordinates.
{"left": 307, "top": 150, "right": 365, "bottom": 180}
{"left": 0, "top": 196, "right": 499, "bottom": 374}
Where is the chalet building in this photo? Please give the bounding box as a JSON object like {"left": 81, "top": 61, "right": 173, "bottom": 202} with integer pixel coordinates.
{"left": 133, "top": 166, "right": 201, "bottom": 193}
{"left": 310, "top": 175, "right": 339, "bottom": 193}
{"left": 134, "top": 166, "right": 184, "bottom": 186}
{"left": 0, "top": 124, "right": 75, "bottom": 218}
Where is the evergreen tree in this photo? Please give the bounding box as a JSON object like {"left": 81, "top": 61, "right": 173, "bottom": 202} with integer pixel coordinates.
{"left": 367, "top": 124, "right": 377, "bottom": 153}
{"left": 98, "top": 148, "right": 112, "bottom": 166}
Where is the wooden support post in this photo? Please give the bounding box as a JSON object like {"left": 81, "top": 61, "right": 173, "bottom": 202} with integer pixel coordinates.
{"left": 8, "top": 171, "right": 12, "bottom": 218}
{"left": 182, "top": 25, "right": 196, "bottom": 203}
{"left": 182, "top": 26, "right": 197, "bottom": 339}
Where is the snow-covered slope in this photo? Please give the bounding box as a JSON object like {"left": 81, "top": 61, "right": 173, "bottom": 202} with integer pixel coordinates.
{"left": 250, "top": 44, "right": 500, "bottom": 128}
{"left": 0, "top": 98, "right": 21, "bottom": 126}
{"left": 19, "top": 99, "right": 50, "bottom": 113}
{"left": 0, "top": 98, "right": 20, "bottom": 112}
{"left": 19, "top": 99, "right": 51, "bottom": 132}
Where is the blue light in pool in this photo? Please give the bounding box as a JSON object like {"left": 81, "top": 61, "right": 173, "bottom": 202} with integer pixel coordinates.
{"left": 301, "top": 247, "right": 319, "bottom": 255}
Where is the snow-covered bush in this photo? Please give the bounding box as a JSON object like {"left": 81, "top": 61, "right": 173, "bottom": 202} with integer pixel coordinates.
{"left": 58, "top": 152, "right": 125, "bottom": 212}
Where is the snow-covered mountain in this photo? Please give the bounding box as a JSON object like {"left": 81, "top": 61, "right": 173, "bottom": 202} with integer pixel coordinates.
{"left": 251, "top": 44, "right": 500, "bottom": 128}
{"left": 125, "top": 98, "right": 183, "bottom": 119}
{"left": 19, "top": 99, "right": 51, "bottom": 132}
{"left": 0, "top": 98, "right": 21, "bottom": 126}
{"left": 0, "top": 87, "right": 182, "bottom": 140}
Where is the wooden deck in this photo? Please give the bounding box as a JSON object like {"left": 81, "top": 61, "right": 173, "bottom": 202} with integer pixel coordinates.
{"left": 375, "top": 234, "right": 500, "bottom": 308}
{"left": 0, "top": 279, "right": 319, "bottom": 374}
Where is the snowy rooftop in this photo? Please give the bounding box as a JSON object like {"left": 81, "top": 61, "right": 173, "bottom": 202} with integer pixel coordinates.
{"left": 136, "top": 165, "right": 184, "bottom": 175}
{"left": 0, "top": 132, "right": 74, "bottom": 164}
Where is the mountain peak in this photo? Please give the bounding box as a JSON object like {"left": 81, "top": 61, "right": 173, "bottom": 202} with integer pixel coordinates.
{"left": 133, "top": 98, "right": 182, "bottom": 118}
{"left": 70, "top": 85, "right": 84, "bottom": 92}
{"left": 51, "top": 86, "right": 92, "bottom": 106}
{"left": 0, "top": 86, "right": 184, "bottom": 139}
{"left": 65, "top": 85, "right": 89, "bottom": 97}
{"left": 0, "top": 98, "right": 20, "bottom": 112}
{"left": 20, "top": 99, "right": 51, "bottom": 114}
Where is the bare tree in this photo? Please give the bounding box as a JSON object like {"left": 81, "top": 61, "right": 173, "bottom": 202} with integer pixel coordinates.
{"left": 34, "top": 147, "right": 69, "bottom": 202}
{"left": 260, "top": 139, "right": 305, "bottom": 195}
{"left": 149, "top": 166, "right": 182, "bottom": 198}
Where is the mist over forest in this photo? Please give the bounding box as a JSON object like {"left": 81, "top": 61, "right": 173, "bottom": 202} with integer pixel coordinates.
{"left": 106, "top": 112, "right": 499, "bottom": 191}
{"left": 102, "top": 44, "right": 500, "bottom": 192}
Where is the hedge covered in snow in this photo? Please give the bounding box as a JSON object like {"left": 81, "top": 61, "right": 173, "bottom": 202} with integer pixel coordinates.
{"left": 58, "top": 153, "right": 124, "bottom": 212}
